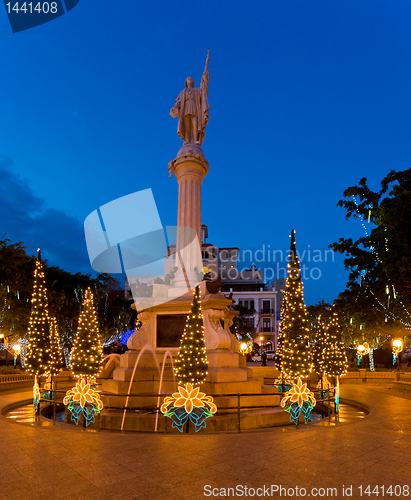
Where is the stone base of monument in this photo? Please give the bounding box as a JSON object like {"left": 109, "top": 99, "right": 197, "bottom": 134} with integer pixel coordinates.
{"left": 99, "top": 285, "right": 287, "bottom": 430}
{"left": 101, "top": 286, "right": 263, "bottom": 398}
{"left": 97, "top": 402, "right": 304, "bottom": 433}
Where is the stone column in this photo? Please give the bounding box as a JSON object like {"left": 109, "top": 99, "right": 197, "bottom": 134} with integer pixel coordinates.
{"left": 168, "top": 144, "right": 209, "bottom": 289}
{"left": 172, "top": 143, "right": 209, "bottom": 243}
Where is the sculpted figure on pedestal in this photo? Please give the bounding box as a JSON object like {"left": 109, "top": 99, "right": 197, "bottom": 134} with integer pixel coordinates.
{"left": 170, "top": 51, "right": 210, "bottom": 146}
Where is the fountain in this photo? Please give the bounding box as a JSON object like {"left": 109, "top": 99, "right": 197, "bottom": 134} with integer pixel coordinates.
{"left": 99, "top": 54, "right": 283, "bottom": 431}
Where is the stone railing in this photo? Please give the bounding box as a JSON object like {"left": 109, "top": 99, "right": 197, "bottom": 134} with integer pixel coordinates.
{"left": 0, "top": 373, "right": 33, "bottom": 384}
{"left": 342, "top": 370, "right": 396, "bottom": 381}
{"left": 365, "top": 371, "right": 395, "bottom": 379}
{"left": 399, "top": 374, "right": 411, "bottom": 383}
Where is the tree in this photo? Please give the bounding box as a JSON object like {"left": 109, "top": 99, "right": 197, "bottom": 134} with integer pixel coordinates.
{"left": 25, "top": 250, "right": 52, "bottom": 377}
{"left": 312, "top": 318, "right": 327, "bottom": 376}
{"left": 174, "top": 286, "right": 208, "bottom": 386}
{"left": 0, "top": 236, "right": 36, "bottom": 339}
{"left": 49, "top": 317, "right": 64, "bottom": 376}
{"left": 322, "top": 311, "right": 348, "bottom": 378}
{"left": 280, "top": 230, "right": 312, "bottom": 379}
{"left": 0, "top": 235, "right": 133, "bottom": 364}
{"left": 274, "top": 294, "right": 287, "bottom": 371}
{"left": 330, "top": 168, "right": 411, "bottom": 343}
{"left": 71, "top": 288, "right": 103, "bottom": 381}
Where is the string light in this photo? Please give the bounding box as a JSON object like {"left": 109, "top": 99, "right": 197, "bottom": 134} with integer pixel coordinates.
{"left": 63, "top": 379, "right": 103, "bottom": 426}
{"left": 161, "top": 382, "right": 217, "bottom": 433}
{"left": 351, "top": 195, "right": 411, "bottom": 330}
{"left": 162, "top": 286, "right": 217, "bottom": 432}
{"left": 70, "top": 288, "right": 103, "bottom": 382}
{"left": 280, "top": 378, "right": 317, "bottom": 425}
{"left": 280, "top": 230, "right": 312, "bottom": 380}
{"left": 174, "top": 286, "right": 208, "bottom": 386}
{"left": 25, "top": 249, "right": 52, "bottom": 378}
{"left": 322, "top": 310, "right": 348, "bottom": 378}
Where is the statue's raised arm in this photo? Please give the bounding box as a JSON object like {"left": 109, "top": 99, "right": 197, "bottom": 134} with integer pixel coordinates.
{"left": 170, "top": 51, "right": 210, "bottom": 147}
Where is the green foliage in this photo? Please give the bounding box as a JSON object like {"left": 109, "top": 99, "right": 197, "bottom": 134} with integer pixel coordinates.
{"left": 25, "top": 252, "right": 52, "bottom": 376}
{"left": 232, "top": 303, "right": 256, "bottom": 316}
{"left": 280, "top": 230, "right": 312, "bottom": 379}
{"left": 0, "top": 236, "right": 36, "bottom": 340}
{"left": 330, "top": 168, "right": 411, "bottom": 344}
{"left": 71, "top": 288, "right": 103, "bottom": 381}
{"left": 0, "top": 236, "right": 134, "bottom": 354}
{"left": 175, "top": 286, "right": 208, "bottom": 385}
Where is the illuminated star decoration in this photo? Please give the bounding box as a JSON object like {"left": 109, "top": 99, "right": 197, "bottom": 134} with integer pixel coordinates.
{"left": 63, "top": 379, "right": 103, "bottom": 426}
{"left": 280, "top": 378, "right": 316, "bottom": 425}
{"left": 161, "top": 382, "right": 217, "bottom": 433}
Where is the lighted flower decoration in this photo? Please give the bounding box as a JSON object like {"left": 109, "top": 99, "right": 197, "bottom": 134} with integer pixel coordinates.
{"left": 63, "top": 379, "right": 103, "bottom": 426}
{"left": 161, "top": 382, "right": 217, "bottom": 432}
{"left": 281, "top": 378, "right": 316, "bottom": 425}
{"left": 274, "top": 377, "right": 294, "bottom": 393}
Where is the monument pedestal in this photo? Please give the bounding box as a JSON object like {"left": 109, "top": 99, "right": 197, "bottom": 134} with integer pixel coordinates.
{"left": 101, "top": 282, "right": 264, "bottom": 400}
{"left": 101, "top": 145, "right": 267, "bottom": 402}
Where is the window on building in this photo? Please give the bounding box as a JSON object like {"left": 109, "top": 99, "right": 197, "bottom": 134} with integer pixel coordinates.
{"left": 250, "top": 300, "right": 254, "bottom": 310}
{"left": 244, "top": 300, "right": 248, "bottom": 309}
{"left": 263, "top": 318, "right": 271, "bottom": 331}
{"left": 263, "top": 300, "right": 270, "bottom": 312}
{"left": 280, "top": 281, "right": 284, "bottom": 286}
{"left": 238, "top": 300, "right": 243, "bottom": 306}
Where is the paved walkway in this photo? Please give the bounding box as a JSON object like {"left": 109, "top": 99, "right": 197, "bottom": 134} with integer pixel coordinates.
{"left": 0, "top": 384, "right": 410, "bottom": 500}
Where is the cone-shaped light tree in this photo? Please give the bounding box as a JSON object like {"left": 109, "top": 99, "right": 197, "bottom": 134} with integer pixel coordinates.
{"left": 275, "top": 294, "right": 287, "bottom": 371}
{"left": 281, "top": 230, "right": 312, "bottom": 379}
{"left": 312, "top": 316, "right": 328, "bottom": 376}
{"left": 322, "top": 310, "right": 348, "bottom": 378}
{"left": 71, "top": 288, "right": 103, "bottom": 382}
{"left": 49, "top": 317, "right": 64, "bottom": 376}
{"left": 25, "top": 250, "right": 52, "bottom": 377}
{"left": 322, "top": 310, "right": 348, "bottom": 413}
{"left": 174, "top": 285, "right": 208, "bottom": 386}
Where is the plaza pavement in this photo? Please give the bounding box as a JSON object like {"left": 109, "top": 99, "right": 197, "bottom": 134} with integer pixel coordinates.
{"left": 0, "top": 384, "right": 410, "bottom": 500}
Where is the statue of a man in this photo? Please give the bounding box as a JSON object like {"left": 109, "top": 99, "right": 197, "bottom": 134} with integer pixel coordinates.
{"left": 170, "top": 52, "right": 210, "bottom": 146}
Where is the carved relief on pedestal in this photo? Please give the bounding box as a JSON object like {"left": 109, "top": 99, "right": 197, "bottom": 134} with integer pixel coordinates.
{"left": 127, "top": 311, "right": 153, "bottom": 350}
{"left": 204, "top": 308, "right": 233, "bottom": 351}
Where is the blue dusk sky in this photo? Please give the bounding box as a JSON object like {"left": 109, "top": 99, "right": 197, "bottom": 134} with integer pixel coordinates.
{"left": 1, "top": 0, "right": 411, "bottom": 304}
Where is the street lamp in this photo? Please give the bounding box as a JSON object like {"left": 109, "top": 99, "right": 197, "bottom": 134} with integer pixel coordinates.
{"left": 392, "top": 339, "right": 403, "bottom": 368}
{"left": 12, "top": 344, "right": 21, "bottom": 366}
{"left": 356, "top": 343, "right": 370, "bottom": 367}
